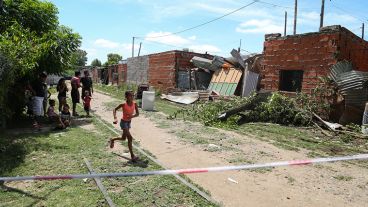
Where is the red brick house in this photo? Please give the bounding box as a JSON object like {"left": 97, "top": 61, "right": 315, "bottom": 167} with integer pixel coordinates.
{"left": 261, "top": 25, "right": 368, "bottom": 93}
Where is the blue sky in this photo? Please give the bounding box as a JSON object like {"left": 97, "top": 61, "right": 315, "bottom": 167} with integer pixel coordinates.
{"left": 49, "top": 0, "right": 368, "bottom": 64}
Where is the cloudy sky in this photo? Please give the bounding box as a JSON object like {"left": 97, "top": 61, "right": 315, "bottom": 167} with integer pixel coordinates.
{"left": 49, "top": 0, "right": 368, "bottom": 64}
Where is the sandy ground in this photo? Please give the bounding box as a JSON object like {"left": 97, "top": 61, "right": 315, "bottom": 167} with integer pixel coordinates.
{"left": 92, "top": 91, "right": 368, "bottom": 207}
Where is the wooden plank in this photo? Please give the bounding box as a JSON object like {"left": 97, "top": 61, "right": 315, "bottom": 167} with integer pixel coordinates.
{"left": 83, "top": 158, "right": 116, "bottom": 207}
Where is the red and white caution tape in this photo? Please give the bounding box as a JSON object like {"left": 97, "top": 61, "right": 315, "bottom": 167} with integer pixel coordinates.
{"left": 1, "top": 154, "right": 367, "bottom": 182}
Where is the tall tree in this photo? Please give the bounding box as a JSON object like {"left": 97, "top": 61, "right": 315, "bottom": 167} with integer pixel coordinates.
{"left": 70, "top": 49, "right": 88, "bottom": 67}
{"left": 0, "top": 0, "right": 81, "bottom": 120}
{"left": 91, "top": 58, "right": 102, "bottom": 67}
{"left": 104, "top": 53, "right": 122, "bottom": 66}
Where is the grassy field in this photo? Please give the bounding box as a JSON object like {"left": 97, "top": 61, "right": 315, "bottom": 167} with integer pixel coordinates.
{"left": 0, "top": 101, "right": 216, "bottom": 206}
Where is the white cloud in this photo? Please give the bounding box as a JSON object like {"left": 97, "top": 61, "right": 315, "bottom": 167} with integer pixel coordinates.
{"left": 189, "top": 44, "right": 221, "bottom": 53}
{"left": 145, "top": 32, "right": 192, "bottom": 46}
{"left": 188, "top": 35, "right": 197, "bottom": 40}
{"left": 94, "top": 38, "right": 120, "bottom": 49}
{"left": 236, "top": 19, "right": 284, "bottom": 34}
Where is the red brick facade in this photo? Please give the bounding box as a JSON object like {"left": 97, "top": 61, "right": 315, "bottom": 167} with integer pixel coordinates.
{"left": 148, "top": 50, "right": 212, "bottom": 92}
{"left": 261, "top": 26, "right": 368, "bottom": 93}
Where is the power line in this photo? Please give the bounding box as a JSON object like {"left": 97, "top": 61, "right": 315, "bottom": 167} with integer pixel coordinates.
{"left": 135, "top": 0, "right": 258, "bottom": 39}
{"left": 329, "top": 2, "right": 367, "bottom": 23}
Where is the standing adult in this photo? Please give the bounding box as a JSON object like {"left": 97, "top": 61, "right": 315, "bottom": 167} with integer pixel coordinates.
{"left": 71, "top": 71, "right": 81, "bottom": 116}
{"left": 80, "top": 70, "right": 93, "bottom": 99}
{"left": 30, "top": 72, "right": 48, "bottom": 129}
{"left": 42, "top": 82, "right": 51, "bottom": 116}
{"left": 56, "top": 78, "right": 68, "bottom": 112}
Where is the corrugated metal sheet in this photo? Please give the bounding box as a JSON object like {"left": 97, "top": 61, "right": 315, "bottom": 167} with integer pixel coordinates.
{"left": 329, "top": 61, "right": 353, "bottom": 82}
{"left": 208, "top": 67, "right": 242, "bottom": 96}
{"left": 191, "top": 56, "right": 212, "bottom": 70}
{"left": 335, "top": 71, "right": 368, "bottom": 95}
{"left": 242, "top": 70, "right": 259, "bottom": 97}
{"left": 330, "top": 61, "right": 368, "bottom": 109}
{"left": 345, "top": 88, "right": 368, "bottom": 107}
{"left": 190, "top": 56, "right": 223, "bottom": 71}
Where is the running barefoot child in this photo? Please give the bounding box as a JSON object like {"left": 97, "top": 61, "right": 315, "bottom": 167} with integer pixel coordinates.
{"left": 110, "top": 91, "right": 139, "bottom": 162}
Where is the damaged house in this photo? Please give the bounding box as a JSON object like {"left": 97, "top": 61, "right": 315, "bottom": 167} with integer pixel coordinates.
{"left": 261, "top": 25, "right": 368, "bottom": 124}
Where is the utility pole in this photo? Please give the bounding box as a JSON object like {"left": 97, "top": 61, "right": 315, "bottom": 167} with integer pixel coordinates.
{"left": 132, "top": 37, "right": 135, "bottom": 58}
{"left": 238, "top": 39, "right": 242, "bottom": 52}
{"left": 320, "top": 0, "right": 325, "bottom": 29}
{"left": 138, "top": 42, "right": 142, "bottom": 57}
{"left": 293, "top": 0, "right": 297, "bottom": 35}
{"left": 284, "top": 11, "right": 287, "bottom": 36}
{"left": 363, "top": 23, "right": 365, "bottom": 40}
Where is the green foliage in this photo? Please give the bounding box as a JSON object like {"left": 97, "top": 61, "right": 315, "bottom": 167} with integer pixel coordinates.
{"left": 0, "top": 0, "right": 82, "bottom": 120}
{"left": 91, "top": 58, "right": 102, "bottom": 67}
{"left": 103, "top": 53, "right": 122, "bottom": 66}
{"left": 258, "top": 93, "right": 312, "bottom": 126}
{"left": 1, "top": 0, "right": 58, "bottom": 34}
{"left": 69, "top": 49, "right": 87, "bottom": 68}
{"left": 169, "top": 96, "right": 253, "bottom": 129}
{"left": 295, "top": 77, "right": 334, "bottom": 119}
{"left": 169, "top": 92, "right": 313, "bottom": 129}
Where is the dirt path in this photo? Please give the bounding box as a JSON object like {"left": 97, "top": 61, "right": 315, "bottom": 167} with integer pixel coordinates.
{"left": 92, "top": 91, "right": 368, "bottom": 207}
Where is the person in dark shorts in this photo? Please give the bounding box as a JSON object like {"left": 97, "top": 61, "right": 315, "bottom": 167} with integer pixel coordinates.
{"left": 56, "top": 78, "right": 68, "bottom": 112}
{"left": 83, "top": 90, "right": 92, "bottom": 117}
{"left": 80, "top": 70, "right": 93, "bottom": 99}
{"left": 71, "top": 71, "right": 81, "bottom": 116}
{"left": 109, "top": 91, "right": 140, "bottom": 162}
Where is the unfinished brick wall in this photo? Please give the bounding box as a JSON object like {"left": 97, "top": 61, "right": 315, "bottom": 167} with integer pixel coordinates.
{"left": 148, "top": 50, "right": 212, "bottom": 92}
{"left": 148, "top": 51, "right": 176, "bottom": 92}
{"left": 338, "top": 28, "right": 368, "bottom": 71}
{"left": 117, "top": 63, "right": 127, "bottom": 85}
{"left": 261, "top": 26, "right": 368, "bottom": 93}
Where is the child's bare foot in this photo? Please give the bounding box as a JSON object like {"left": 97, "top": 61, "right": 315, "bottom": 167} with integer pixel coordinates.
{"left": 131, "top": 156, "right": 139, "bottom": 162}
{"left": 109, "top": 139, "right": 114, "bottom": 148}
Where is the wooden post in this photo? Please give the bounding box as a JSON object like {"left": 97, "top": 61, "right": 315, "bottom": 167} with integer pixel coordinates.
{"left": 138, "top": 42, "right": 142, "bottom": 57}
{"left": 293, "top": 0, "right": 297, "bottom": 35}
{"left": 284, "top": 11, "right": 287, "bottom": 36}
{"left": 320, "top": 0, "right": 325, "bottom": 29}
{"left": 132, "top": 37, "right": 135, "bottom": 58}
{"left": 363, "top": 23, "right": 365, "bottom": 39}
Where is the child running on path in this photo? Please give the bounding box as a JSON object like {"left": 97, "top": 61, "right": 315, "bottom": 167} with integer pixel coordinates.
{"left": 110, "top": 91, "right": 139, "bottom": 162}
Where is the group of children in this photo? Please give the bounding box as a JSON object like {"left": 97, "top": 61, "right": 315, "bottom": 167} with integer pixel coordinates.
{"left": 45, "top": 77, "right": 92, "bottom": 130}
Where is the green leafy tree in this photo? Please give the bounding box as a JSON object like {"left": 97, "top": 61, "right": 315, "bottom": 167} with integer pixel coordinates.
{"left": 71, "top": 49, "right": 88, "bottom": 67}
{"left": 103, "top": 53, "right": 122, "bottom": 66}
{"left": 0, "top": 0, "right": 82, "bottom": 122}
{"left": 91, "top": 58, "right": 102, "bottom": 67}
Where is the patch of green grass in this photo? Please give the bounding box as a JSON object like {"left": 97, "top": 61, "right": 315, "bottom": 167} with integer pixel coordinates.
{"left": 103, "top": 100, "right": 121, "bottom": 111}
{"left": 228, "top": 157, "right": 253, "bottom": 164}
{"left": 0, "top": 118, "right": 217, "bottom": 206}
{"left": 94, "top": 83, "right": 137, "bottom": 99}
{"left": 287, "top": 176, "right": 296, "bottom": 185}
{"left": 236, "top": 123, "right": 368, "bottom": 156}
{"left": 333, "top": 175, "right": 354, "bottom": 181}
{"left": 155, "top": 99, "right": 185, "bottom": 115}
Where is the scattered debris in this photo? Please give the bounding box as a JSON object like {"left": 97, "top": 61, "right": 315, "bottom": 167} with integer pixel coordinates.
{"left": 227, "top": 177, "right": 238, "bottom": 184}
{"left": 161, "top": 92, "right": 199, "bottom": 104}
